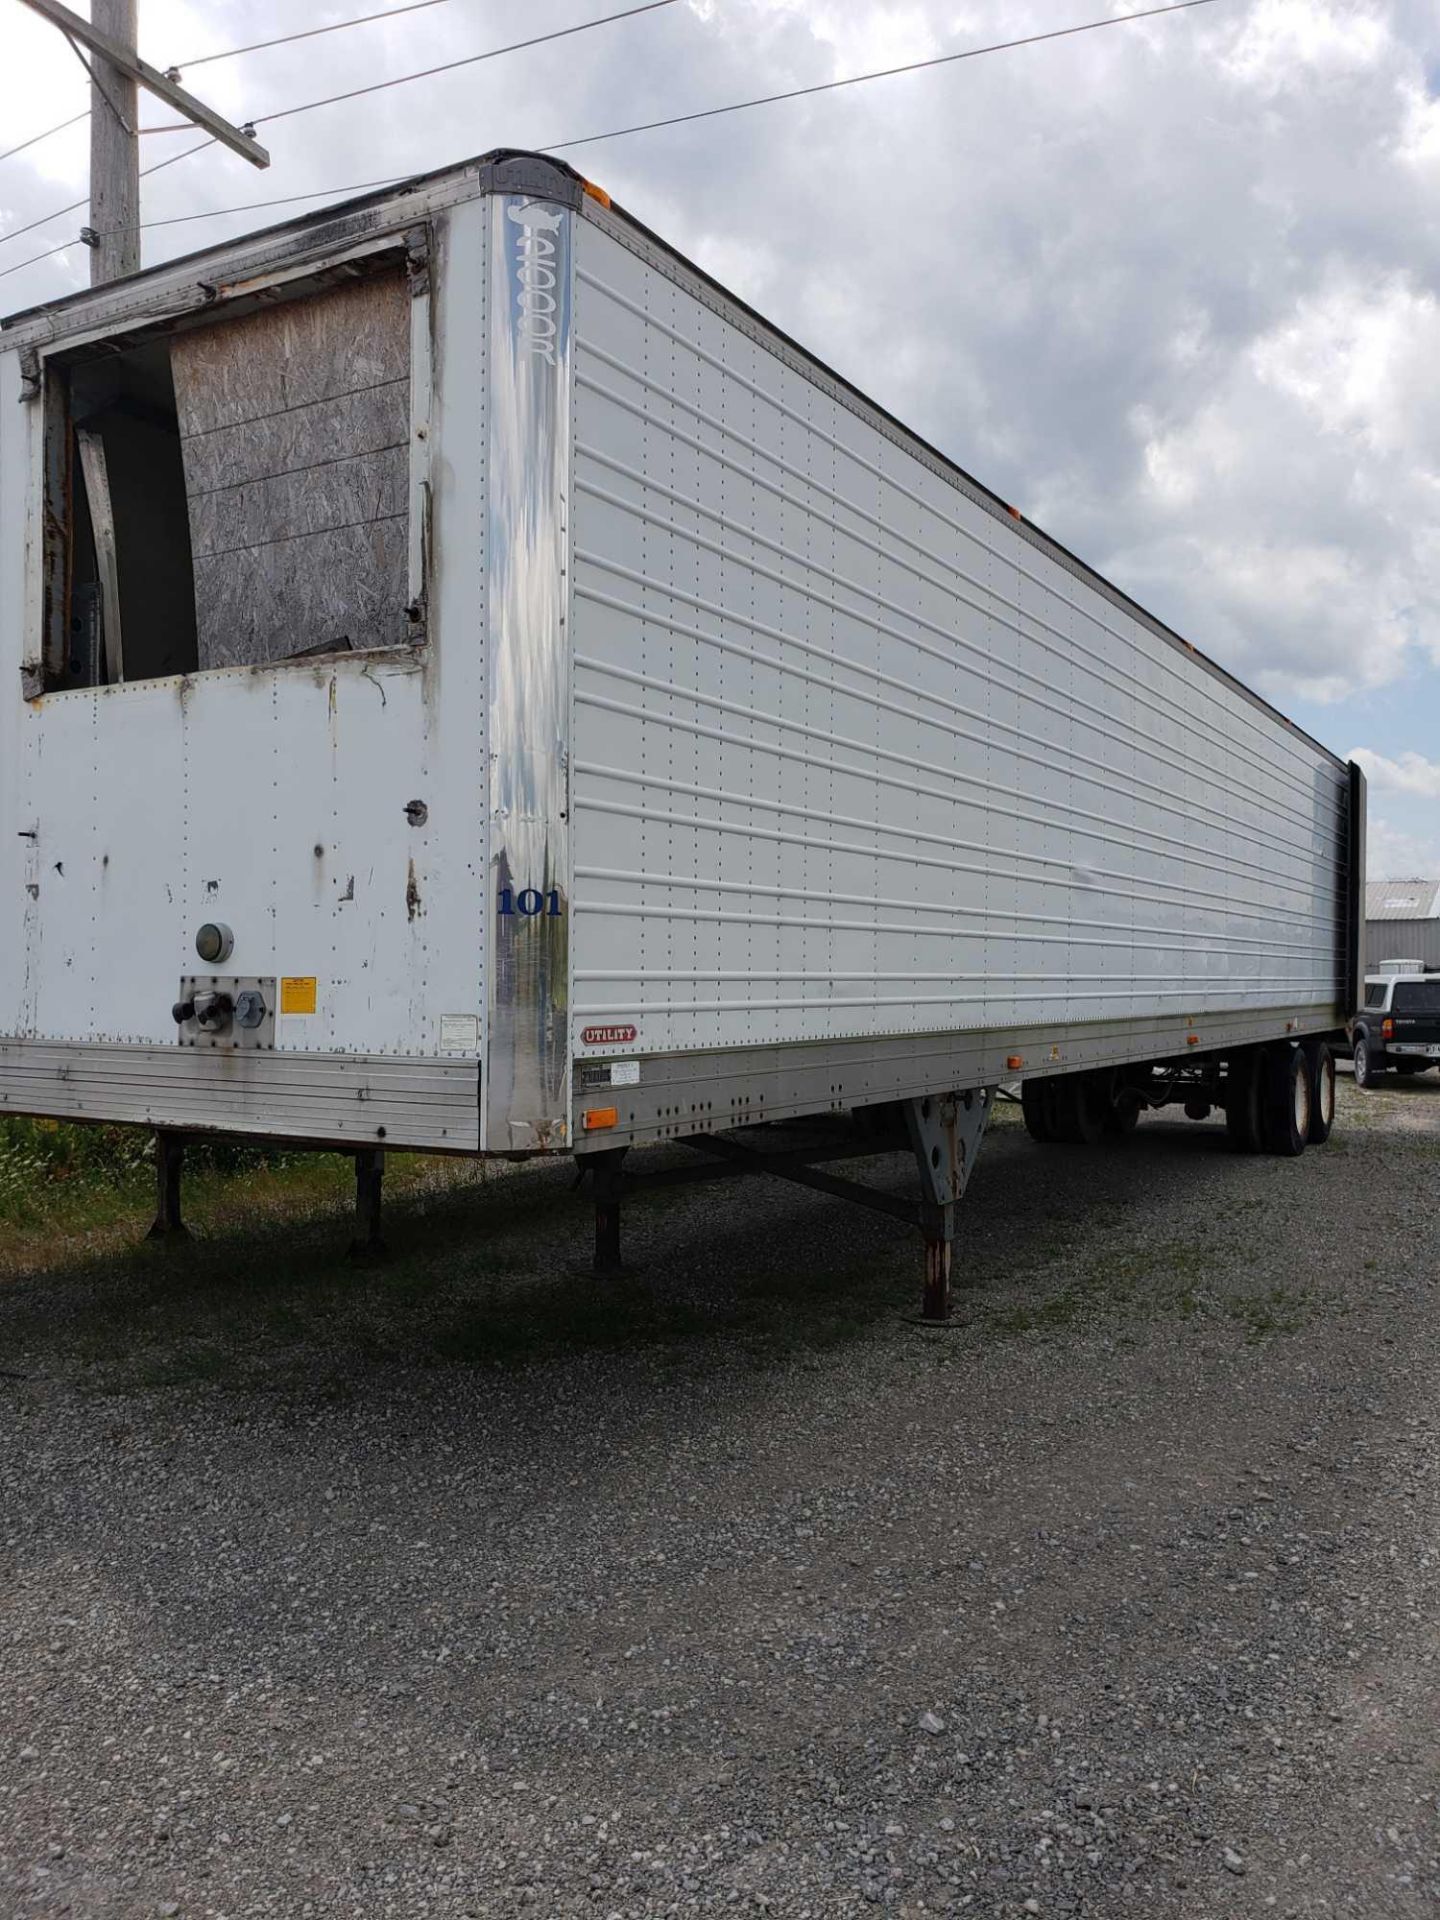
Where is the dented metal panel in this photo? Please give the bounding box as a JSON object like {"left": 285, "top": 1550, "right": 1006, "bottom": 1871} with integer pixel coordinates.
{"left": 170, "top": 271, "right": 411, "bottom": 668}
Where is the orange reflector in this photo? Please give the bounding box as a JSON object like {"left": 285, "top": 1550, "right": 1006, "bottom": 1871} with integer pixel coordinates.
{"left": 582, "top": 179, "right": 611, "bottom": 208}
{"left": 582, "top": 1106, "right": 618, "bottom": 1131}
{"left": 1006, "top": 504, "right": 1022, "bottom": 519}
{"left": 1006, "top": 1054, "right": 1023, "bottom": 1070}
{"left": 1186, "top": 1034, "right": 1200, "bottom": 1046}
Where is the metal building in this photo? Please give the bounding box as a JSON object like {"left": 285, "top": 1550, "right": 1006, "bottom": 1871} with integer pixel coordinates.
{"left": 1366, "top": 878, "right": 1440, "bottom": 972}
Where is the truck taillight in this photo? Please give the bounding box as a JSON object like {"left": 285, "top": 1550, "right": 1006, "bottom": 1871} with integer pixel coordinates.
{"left": 1382, "top": 1017, "right": 1394, "bottom": 1038}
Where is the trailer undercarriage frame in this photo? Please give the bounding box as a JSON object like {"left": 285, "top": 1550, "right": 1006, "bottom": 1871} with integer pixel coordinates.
{"left": 137, "top": 1036, "right": 1342, "bottom": 1322}
{"left": 580, "top": 1087, "right": 996, "bottom": 1323}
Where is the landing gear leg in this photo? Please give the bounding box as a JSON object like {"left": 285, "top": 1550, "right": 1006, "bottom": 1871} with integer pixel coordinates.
{"left": 905, "top": 1089, "right": 994, "bottom": 1323}
{"left": 146, "top": 1131, "right": 188, "bottom": 1241}
{"left": 349, "top": 1148, "right": 387, "bottom": 1262}
{"left": 590, "top": 1147, "right": 629, "bottom": 1276}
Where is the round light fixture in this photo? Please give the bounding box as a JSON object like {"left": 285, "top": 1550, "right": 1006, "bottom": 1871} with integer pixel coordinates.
{"left": 196, "top": 921, "right": 234, "bottom": 965}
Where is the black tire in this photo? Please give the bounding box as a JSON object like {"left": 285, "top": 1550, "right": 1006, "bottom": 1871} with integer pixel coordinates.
{"left": 1105, "top": 1083, "right": 1142, "bottom": 1136}
{"left": 1225, "top": 1047, "right": 1263, "bottom": 1153}
{"left": 1258, "top": 1044, "right": 1310, "bottom": 1157}
{"left": 1021, "top": 1078, "right": 1056, "bottom": 1144}
{"left": 1051, "top": 1073, "right": 1107, "bottom": 1145}
{"left": 1305, "top": 1041, "right": 1335, "bottom": 1145}
{"left": 1353, "top": 1035, "right": 1378, "bottom": 1090}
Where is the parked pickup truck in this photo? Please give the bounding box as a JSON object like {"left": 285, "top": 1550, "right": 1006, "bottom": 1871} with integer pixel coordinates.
{"left": 1351, "top": 970, "right": 1440, "bottom": 1087}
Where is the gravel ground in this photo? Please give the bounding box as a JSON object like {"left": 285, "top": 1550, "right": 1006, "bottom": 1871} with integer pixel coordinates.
{"left": 1, "top": 1075, "right": 1438, "bottom": 1918}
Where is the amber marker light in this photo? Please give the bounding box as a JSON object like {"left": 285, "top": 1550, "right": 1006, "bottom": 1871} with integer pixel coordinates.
{"left": 582, "top": 1106, "right": 618, "bottom": 1131}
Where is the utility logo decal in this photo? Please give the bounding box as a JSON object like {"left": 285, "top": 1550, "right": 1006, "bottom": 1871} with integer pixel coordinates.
{"left": 581, "top": 1024, "right": 637, "bottom": 1046}
{"left": 507, "top": 202, "right": 563, "bottom": 366}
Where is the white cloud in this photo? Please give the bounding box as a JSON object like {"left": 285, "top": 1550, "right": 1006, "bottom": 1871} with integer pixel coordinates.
{"left": 1349, "top": 747, "right": 1440, "bottom": 799}
{"left": 1223, "top": 0, "right": 1390, "bottom": 93}
{"left": 3, "top": 0, "right": 1440, "bottom": 720}
{"left": 1365, "top": 816, "right": 1440, "bottom": 880}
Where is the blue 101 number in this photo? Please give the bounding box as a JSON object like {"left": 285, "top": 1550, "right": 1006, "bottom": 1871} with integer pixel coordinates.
{"left": 499, "top": 887, "right": 563, "bottom": 917}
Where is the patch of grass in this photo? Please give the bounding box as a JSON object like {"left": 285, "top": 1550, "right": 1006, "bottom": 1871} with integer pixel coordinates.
{"left": 967, "top": 1234, "right": 1319, "bottom": 1350}
{"left": 0, "top": 1115, "right": 323, "bottom": 1233}
{"left": 1221, "top": 1285, "right": 1314, "bottom": 1343}
{"left": 0, "top": 1127, "right": 920, "bottom": 1394}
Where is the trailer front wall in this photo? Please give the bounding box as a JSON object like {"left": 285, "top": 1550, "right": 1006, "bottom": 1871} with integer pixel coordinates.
{"left": 0, "top": 193, "right": 493, "bottom": 1149}
{"left": 568, "top": 217, "right": 1351, "bottom": 1064}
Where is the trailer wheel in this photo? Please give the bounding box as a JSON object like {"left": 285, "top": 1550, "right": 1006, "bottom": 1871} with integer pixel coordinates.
{"left": 1305, "top": 1042, "right": 1336, "bottom": 1145}
{"left": 1021, "top": 1078, "right": 1057, "bottom": 1144}
{"left": 1352, "top": 1035, "right": 1377, "bottom": 1090}
{"left": 1052, "top": 1073, "right": 1107, "bottom": 1145}
{"left": 1224, "top": 1048, "right": 1263, "bottom": 1154}
{"left": 1259, "top": 1044, "right": 1310, "bottom": 1157}
{"left": 1104, "top": 1071, "right": 1142, "bottom": 1136}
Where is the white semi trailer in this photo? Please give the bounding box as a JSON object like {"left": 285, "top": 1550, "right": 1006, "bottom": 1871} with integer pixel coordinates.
{"left": 0, "top": 151, "right": 1364, "bottom": 1316}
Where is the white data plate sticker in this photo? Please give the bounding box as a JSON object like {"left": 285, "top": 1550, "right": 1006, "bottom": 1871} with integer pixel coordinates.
{"left": 439, "top": 1014, "right": 480, "bottom": 1052}
{"left": 610, "top": 1059, "right": 640, "bottom": 1086}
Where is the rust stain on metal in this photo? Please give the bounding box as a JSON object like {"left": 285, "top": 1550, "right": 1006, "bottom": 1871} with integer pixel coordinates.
{"left": 406, "top": 859, "right": 422, "bottom": 921}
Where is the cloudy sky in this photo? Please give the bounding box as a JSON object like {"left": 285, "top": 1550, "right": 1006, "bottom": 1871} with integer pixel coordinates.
{"left": 3, "top": 0, "right": 1439, "bottom": 873}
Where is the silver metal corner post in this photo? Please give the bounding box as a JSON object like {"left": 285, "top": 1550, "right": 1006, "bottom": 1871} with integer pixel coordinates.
{"left": 483, "top": 192, "right": 575, "bottom": 1152}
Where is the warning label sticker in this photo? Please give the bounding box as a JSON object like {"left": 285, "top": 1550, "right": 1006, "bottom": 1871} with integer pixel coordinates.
{"left": 280, "top": 977, "right": 318, "bottom": 1015}
{"left": 439, "top": 1014, "right": 480, "bottom": 1052}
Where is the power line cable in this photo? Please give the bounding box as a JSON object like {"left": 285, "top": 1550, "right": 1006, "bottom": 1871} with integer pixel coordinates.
{"left": 32, "top": 1, "right": 680, "bottom": 142}
{"left": 175, "top": 0, "right": 463, "bottom": 72}
{"left": 542, "top": 0, "right": 1223, "bottom": 153}
{"left": 2, "top": 0, "right": 473, "bottom": 161}
{"left": 0, "top": 109, "right": 89, "bottom": 167}
{"left": 0, "top": 167, "right": 414, "bottom": 283}
{"left": 244, "top": 0, "right": 678, "bottom": 131}
{"left": 0, "top": 107, "right": 194, "bottom": 167}
{"left": 0, "top": 235, "right": 84, "bottom": 283}
{"left": 0, "top": 134, "right": 219, "bottom": 252}
{"left": 1, "top": 0, "right": 678, "bottom": 246}
{"left": 2, "top": 0, "right": 1221, "bottom": 279}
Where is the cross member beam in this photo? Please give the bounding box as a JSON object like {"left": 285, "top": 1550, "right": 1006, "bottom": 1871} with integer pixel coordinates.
{"left": 16, "top": 0, "right": 270, "bottom": 166}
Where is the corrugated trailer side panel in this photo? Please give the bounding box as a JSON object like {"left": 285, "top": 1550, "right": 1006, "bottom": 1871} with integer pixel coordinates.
{"left": 568, "top": 213, "right": 1350, "bottom": 1065}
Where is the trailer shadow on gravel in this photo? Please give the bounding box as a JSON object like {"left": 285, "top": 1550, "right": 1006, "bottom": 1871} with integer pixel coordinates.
{"left": 0, "top": 1103, "right": 1377, "bottom": 1401}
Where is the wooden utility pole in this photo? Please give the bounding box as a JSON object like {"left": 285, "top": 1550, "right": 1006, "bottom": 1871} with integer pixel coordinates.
{"left": 88, "top": 0, "right": 138, "bottom": 285}
{"left": 16, "top": 0, "right": 270, "bottom": 287}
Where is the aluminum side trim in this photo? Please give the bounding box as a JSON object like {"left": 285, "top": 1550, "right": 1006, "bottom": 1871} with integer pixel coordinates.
{"left": 570, "top": 1005, "right": 1349, "bottom": 1151}
{"left": 0, "top": 1042, "right": 481, "bottom": 1151}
